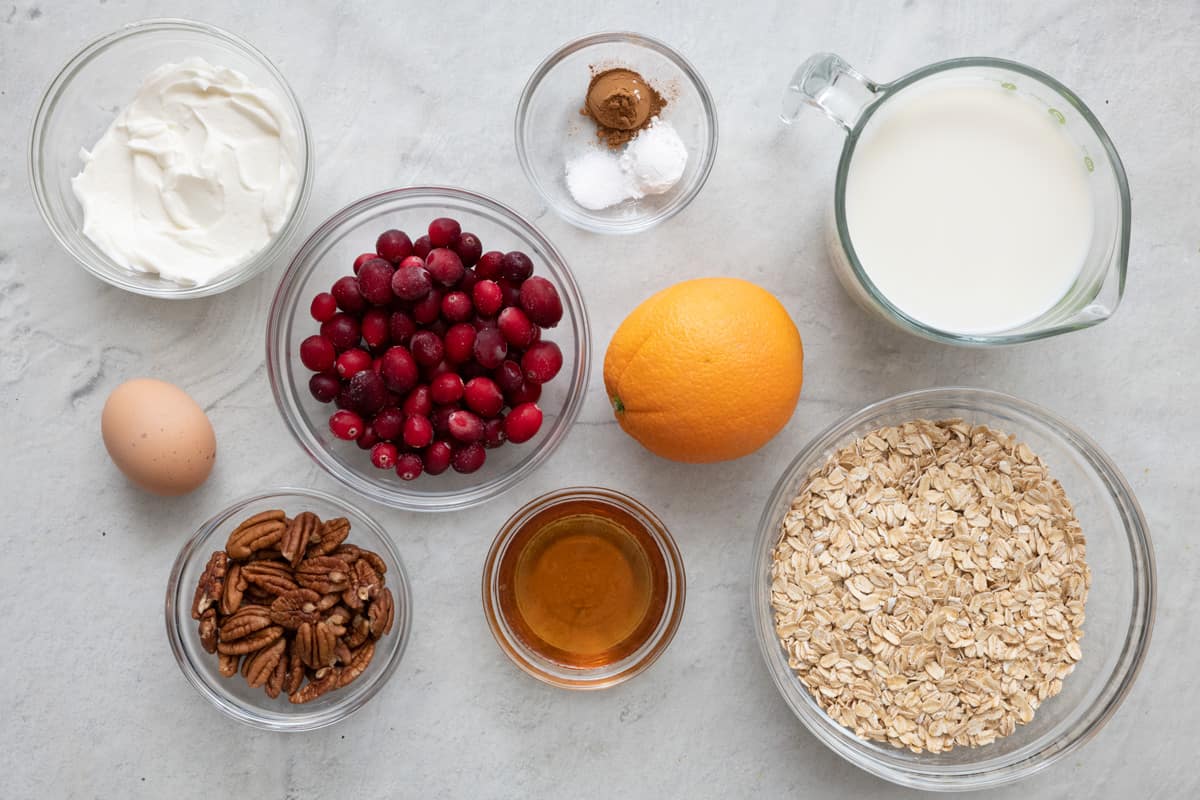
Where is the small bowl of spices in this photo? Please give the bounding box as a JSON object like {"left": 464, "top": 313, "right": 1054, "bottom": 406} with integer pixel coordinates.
{"left": 515, "top": 32, "right": 718, "bottom": 234}
{"left": 483, "top": 487, "right": 685, "bottom": 689}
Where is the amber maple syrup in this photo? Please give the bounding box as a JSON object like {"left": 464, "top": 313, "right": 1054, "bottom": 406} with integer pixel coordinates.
{"left": 496, "top": 497, "right": 669, "bottom": 669}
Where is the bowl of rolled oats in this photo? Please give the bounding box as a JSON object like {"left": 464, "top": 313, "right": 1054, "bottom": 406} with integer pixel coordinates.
{"left": 752, "top": 387, "right": 1155, "bottom": 791}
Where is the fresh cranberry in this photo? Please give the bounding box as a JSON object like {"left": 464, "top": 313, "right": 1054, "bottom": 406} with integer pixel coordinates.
{"left": 447, "top": 410, "right": 485, "bottom": 442}
{"left": 504, "top": 403, "right": 543, "bottom": 443}
{"left": 497, "top": 278, "right": 523, "bottom": 309}
{"left": 473, "top": 327, "right": 508, "bottom": 369}
{"left": 329, "top": 409, "right": 364, "bottom": 440}
{"left": 361, "top": 308, "right": 391, "bottom": 351}
{"left": 332, "top": 275, "right": 366, "bottom": 313}
{"left": 380, "top": 346, "right": 419, "bottom": 393}
{"left": 412, "top": 287, "right": 443, "bottom": 324}
{"left": 403, "top": 414, "right": 435, "bottom": 449}
{"left": 430, "top": 372, "right": 465, "bottom": 405}
{"left": 428, "top": 217, "right": 462, "bottom": 248}
{"left": 501, "top": 251, "right": 534, "bottom": 282}
{"left": 437, "top": 291, "right": 470, "bottom": 323}
{"left": 493, "top": 360, "right": 524, "bottom": 394}
{"left": 506, "top": 380, "right": 542, "bottom": 406}
{"left": 398, "top": 255, "right": 426, "bottom": 270}
{"left": 335, "top": 386, "right": 355, "bottom": 410}
{"left": 352, "top": 253, "right": 378, "bottom": 275}
{"left": 357, "top": 259, "right": 395, "bottom": 306}
{"left": 310, "top": 292, "right": 338, "bottom": 322}
{"left": 347, "top": 369, "right": 389, "bottom": 415}
{"left": 388, "top": 310, "right": 417, "bottom": 345}
{"left": 356, "top": 425, "right": 380, "bottom": 450}
{"left": 413, "top": 234, "right": 433, "bottom": 259}
{"left": 320, "top": 313, "right": 361, "bottom": 351}
{"left": 472, "top": 280, "right": 503, "bottom": 317}
{"left": 421, "top": 360, "right": 454, "bottom": 384}
{"left": 476, "top": 251, "right": 504, "bottom": 280}
{"left": 372, "top": 407, "right": 405, "bottom": 441}
{"left": 395, "top": 452, "right": 424, "bottom": 481}
{"left": 451, "top": 442, "right": 487, "bottom": 473}
{"left": 423, "top": 440, "right": 454, "bottom": 475}
{"left": 336, "top": 348, "right": 373, "bottom": 379}
{"left": 376, "top": 229, "right": 414, "bottom": 264}
{"left": 464, "top": 377, "right": 504, "bottom": 418}
{"left": 444, "top": 323, "right": 477, "bottom": 363}
{"left": 458, "top": 268, "right": 478, "bottom": 295}
{"left": 426, "top": 248, "right": 465, "bottom": 287}
{"left": 308, "top": 371, "right": 341, "bottom": 403}
{"left": 402, "top": 384, "right": 433, "bottom": 417}
{"left": 300, "top": 335, "right": 336, "bottom": 372}
{"left": 430, "top": 406, "right": 457, "bottom": 435}
{"left": 519, "top": 276, "right": 563, "bottom": 327}
{"left": 497, "top": 307, "right": 536, "bottom": 347}
{"left": 522, "top": 341, "right": 563, "bottom": 384}
{"left": 370, "top": 442, "right": 399, "bottom": 470}
{"left": 483, "top": 417, "right": 507, "bottom": 448}
{"left": 473, "top": 314, "right": 499, "bottom": 331}
{"left": 391, "top": 264, "right": 432, "bottom": 301}
{"left": 408, "top": 330, "right": 444, "bottom": 367}
{"left": 453, "top": 232, "right": 482, "bottom": 267}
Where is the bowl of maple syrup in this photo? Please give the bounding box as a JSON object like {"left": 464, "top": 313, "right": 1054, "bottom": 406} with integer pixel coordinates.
{"left": 482, "top": 487, "right": 686, "bottom": 689}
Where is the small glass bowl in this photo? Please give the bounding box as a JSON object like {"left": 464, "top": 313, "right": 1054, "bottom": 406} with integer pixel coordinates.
{"left": 267, "top": 187, "right": 590, "bottom": 512}
{"left": 752, "top": 387, "right": 1155, "bottom": 791}
{"left": 29, "top": 18, "right": 314, "bottom": 298}
{"left": 165, "top": 487, "right": 412, "bottom": 731}
{"left": 515, "top": 31, "right": 718, "bottom": 234}
{"left": 482, "top": 487, "right": 686, "bottom": 689}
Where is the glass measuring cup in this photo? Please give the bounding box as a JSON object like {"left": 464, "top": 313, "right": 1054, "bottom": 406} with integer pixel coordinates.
{"left": 782, "top": 53, "right": 1131, "bottom": 346}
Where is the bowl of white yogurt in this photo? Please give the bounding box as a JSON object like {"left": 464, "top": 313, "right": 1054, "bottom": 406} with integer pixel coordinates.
{"left": 29, "top": 18, "right": 314, "bottom": 298}
{"left": 782, "top": 54, "right": 1131, "bottom": 346}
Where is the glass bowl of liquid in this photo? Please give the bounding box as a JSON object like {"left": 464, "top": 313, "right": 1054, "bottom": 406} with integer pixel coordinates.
{"left": 482, "top": 487, "right": 686, "bottom": 689}
{"left": 782, "top": 54, "right": 1130, "bottom": 345}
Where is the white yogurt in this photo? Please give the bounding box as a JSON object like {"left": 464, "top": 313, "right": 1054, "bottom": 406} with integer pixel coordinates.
{"left": 844, "top": 81, "right": 1094, "bottom": 335}
{"left": 72, "top": 58, "right": 302, "bottom": 287}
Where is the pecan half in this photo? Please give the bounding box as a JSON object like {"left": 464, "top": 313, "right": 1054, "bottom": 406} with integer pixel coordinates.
{"left": 241, "top": 561, "right": 298, "bottom": 596}
{"left": 264, "top": 645, "right": 288, "bottom": 699}
{"left": 295, "top": 620, "right": 340, "bottom": 669}
{"left": 218, "top": 653, "right": 240, "bottom": 677}
{"left": 192, "top": 551, "right": 227, "bottom": 619}
{"left": 295, "top": 556, "right": 351, "bottom": 594}
{"left": 217, "top": 625, "right": 283, "bottom": 655}
{"left": 219, "top": 563, "right": 245, "bottom": 615}
{"left": 368, "top": 587, "right": 395, "bottom": 638}
{"left": 218, "top": 604, "right": 272, "bottom": 642}
{"left": 316, "top": 592, "right": 342, "bottom": 611}
{"left": 336, "top": 641, "right": 376, "bottom": 688}
{"left": 310, "top": 517, "right": 350, "bottom": 557}
{"left": 269, "top": 588, "right": 322, "bottom": 629}
{"left": 278, "top": 511, "right": 321, "bottom": 567}
{"left": 289, "top": 669, "right": 338, "bottom": 704}
{"left": 284, "top": 641, "right": 304, "bottom": 695}
{"left": 344, "top": 615, "right": 371, "bottom": 649}
{"left": 225, "top": 510, "right": 287, "bottom": 560}
{"left": 198, "top": 607, "right": 218, "bottom": 653}
{"left": 334, "top": 641, "right": 352, "bottom": 666}
{"left": 244, "top": 637, "right": 287, "bottom": 689}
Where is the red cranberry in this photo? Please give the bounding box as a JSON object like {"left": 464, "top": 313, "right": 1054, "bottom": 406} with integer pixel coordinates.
{"left": 372, "top": 407, "right": 405, "bottom": 441}
{"left": 464, "top": 377, "right": 504, "bottom": 418}
{"left": 335, "top": 386, "right": 355, "bottom": 410}
{"left": 421, "top": 359, "right": 453, "bottom": 383}
{"left": 473, "top": 313, "right": 499, "bottom": 331}
{"left": 483, "top": 417, "right": 507, "bottom": 448}
{"left": 472, "top": 280, "right": 503, "bottom": 317}
{"left": 412, "top": 288, "right": 443, "bottom": 324}
{"left": 380, "top": 346, "right": 419, "bottom": 393}
{"left": 309, "top": 371, "right": 341, "bottom": 403}
{"left": 504, "top": 403, "right": 543, "bottom": 443}
{"left": 409, "top": 330, "right": 444, "bottom": 367}
{"left": 392, "top": 264, "right": 432, "bottom": 301}
{"left": 398, "top": 255, "right": 426, "bottom": 270}
{"left": 336, "top": 348, "right": 373, "bottom": 379}
{"left": 453, "top": 232, "right": 483, "bottom": 267}
{"left": 426, "top": 248, "right": 465, "bottom": 287}
{"left": 430, "top": 406, "right": 457, "bottom": 435}
{"left": 430, "top": 372, "right": 465, "bottom": 405}
{"left": 497, "top": 278, "right": 522, "bottom": 308}
{"left": 493, "top": 360, "right": 524, "bottom": 394}
{"left": 402, "top": 384, "right": 433, "bottom": 417}
{"left": 412, "top": 234, "right": 433, "bottom": 259}
{"left": 428, "top": 217, "right": 462, "bottom": 248}
{"left": 519, "top": 276, "right": 563, "bottom": 327}
{"left": 352, "top": 253, "right": 378, "bottom": 275}
{"left": 451, "top": 442, "right": 487, "bottom": 473}
{"left": 423, "top": 440, "right": 453, "bottom": 475}
{"left": 310, "top": 292, "right": 338, "bottom": 322}
{"left": 332, "top": 275, "right": 367, "bottom": 313}
{"left": 476, "top": 251, "right": 504, "bottom": 280}
{"left": 370, "top": 442, "right": 399, "bottom": 470}
{"left": 522, "top": 341, "right": 563, "bottom": 384}
{"left": 447, "top": 410, "right": 485, "bottom": 442}
{"left": 321, "top": 313, "right": 361, "bottom": 351}
{"left": 473, "top": 327, "right": 508, "bottom": 369}
{"left": 440, "top": 291, "right": 474, "bottom": 323}
{"left": 444, "top": 323, "right": 477, "bottom": 363}
{"left": 403, "top": 414, "right": 435, "bottom": 449}
{"left": 357, "top": 259, "right": 395, "bottom": 306}
{"left": 395, "top": 452, "right": 424, "bottom": 481}
{"left": 458, "top": 268, "right": 479, "bottom": 295}
{"left": 501, "top": 251, "right": 534, "bottom": 282}
{"left": 347, "top": 369, "right": 389, "bottom": 415}
{"left": 300, "top": 335, "right": 336, "bottom": 372}
{"left": 356, "top": 425, "right": 380, "bottom": 450}
{"left": 361, "top": 308, "right": 391, "bottom": 350}
{"left": 497, "top": 307, "right": 536, "bottom": 347}
{"left": 388, "top": 310, "right": 417, "bottom": 345}
{"left": 329, "top": 410, "right": 364, "bottom": 440}
{"left": 506, "top": 380, "right": 542, "bottom": 406}
{"left": 376, "top": 229, "right": 414, "bottom": 264}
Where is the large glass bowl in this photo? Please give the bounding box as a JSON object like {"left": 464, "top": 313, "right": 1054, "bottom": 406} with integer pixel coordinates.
{"left": 752, "top": 387, "right": 1155, "bottom": 791}
{"left": 29, "top": 18, "right": 314, "bottom": 298}
{"left": 267, "top": 187, "right": 590, "bottom": 512}
{"left": 165, "top": 487, "right": 412, "bottom": 731}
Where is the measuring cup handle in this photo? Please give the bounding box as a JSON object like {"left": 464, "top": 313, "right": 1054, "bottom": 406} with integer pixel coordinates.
{"left": 781, "top": 53, "right": 880, "bottom": 132}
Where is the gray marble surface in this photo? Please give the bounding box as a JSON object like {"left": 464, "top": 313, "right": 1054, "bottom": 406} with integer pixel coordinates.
{"left": 2, "top": 1, "right": 1197, "bottom": 797}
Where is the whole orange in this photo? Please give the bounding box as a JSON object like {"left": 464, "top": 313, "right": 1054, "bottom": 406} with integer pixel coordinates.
{"left": 603, "top": 277, "right": 804, "bottom": 463}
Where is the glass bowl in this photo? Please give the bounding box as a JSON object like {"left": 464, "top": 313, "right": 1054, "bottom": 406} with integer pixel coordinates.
{"left": 29, "top": 18, "right": 314, "bottom": 298}
{"left": 165, "top": 487, "right": 411, "bottom": 731}
{"left": 515, "top": 31, "right": 718, "bottom": 234}
{"left": 752, "top": 387, "right": 1155, "bottom": 791}
{"left": 482, "top": 487, "right": 686, "bottom": 689}
{"left": 267, "top": 187, "right": 590, "bottom": 512}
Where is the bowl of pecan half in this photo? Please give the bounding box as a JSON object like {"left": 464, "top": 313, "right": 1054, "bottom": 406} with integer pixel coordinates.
{"left": 166, "top": 487, "right": 411, "bottom": 731}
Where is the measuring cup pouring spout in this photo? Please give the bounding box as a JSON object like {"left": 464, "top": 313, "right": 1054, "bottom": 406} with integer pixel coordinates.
{"left": 781, "top": 53, "right": 881, "bottom": 132}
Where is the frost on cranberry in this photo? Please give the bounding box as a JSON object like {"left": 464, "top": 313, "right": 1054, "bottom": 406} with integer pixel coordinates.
{"left": 447, "top": 409, "right": 485, "bottom": 442}
{"left": 519, "top": 276, "right": 563, "bottom": 328}
{"left": 332, "top": 275, "right": 367, "bottom": 313}
{"left": 409, "top": 330, "right": 444, "bottom": 367}
{"left": 392, "top": 264, "right": 433, "bottom": 301}
{"left": 453, "top": 232, "right": 483, "bottom": 267}
{"left": 357, "top": 258, "right": 395, "bottom": 306}
{"left": 388, "top": 310, "right": 417, "bottom": 345}
{"left": 500, "top": 251, "right": 534, "bottom": 282}
{"left": 428, "top": 217, "right": 462, "bottom": 248}
{"left": 372, "top": 407, "right": 405, "bottom": 441}
{"left": 352, "top": 252, "right": 378, "bottom": 275}
{"left": 426, "top": 248, "right": 464, "bottom": 287}
{"left": 483, "top": 417, "right": 507, "bottom": 448}
{"left": 347, "top": 370, "right": 389, "bottom": 415}
{"left": 376, "top": 229, "right": 413, "bottom": 264}
{"left": 451, "top": 441, "right": 487, "bottom": 473}
{"left": 504, "top": 402, "right": 543, "bottom": 443}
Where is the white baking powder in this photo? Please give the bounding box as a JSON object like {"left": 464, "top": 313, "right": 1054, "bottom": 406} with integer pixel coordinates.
{"left": 564, "top": 118, "right": 688, "bottom": 211}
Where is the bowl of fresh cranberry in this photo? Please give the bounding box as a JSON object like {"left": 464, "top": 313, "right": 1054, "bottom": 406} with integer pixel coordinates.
{"left": 267, "top": 187, "right": 590, "bottom": 511}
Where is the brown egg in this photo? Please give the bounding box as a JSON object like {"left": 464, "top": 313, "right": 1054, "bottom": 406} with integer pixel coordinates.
{"left": 101, "top": 378, "right": 216, "bottom": 496}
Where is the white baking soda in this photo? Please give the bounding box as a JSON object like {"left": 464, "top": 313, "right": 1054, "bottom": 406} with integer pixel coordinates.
{"left": 844, "top": 81, "right": 1094, "bottom": 335}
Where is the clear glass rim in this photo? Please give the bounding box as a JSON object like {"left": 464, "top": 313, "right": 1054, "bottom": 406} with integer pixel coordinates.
{"left": 164, "top": 486, "right": 413, "bottom": 732}
{"left": 28, "top": 17, "right": 315, "bottom": 299}
{"left": 482, "top": 486, "right": 686, "bottom": 689}
{"left": 751, "top": 386, "right": 1156, "bottom": 790}
{"left": 514, "top": 30, "right": 719, "bottom": 235}
{"left": 266, "top": 186, "right": 591, "bottom": 512}
{"left": 833, "top": 57, "right": 1132, "bottom": 345}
